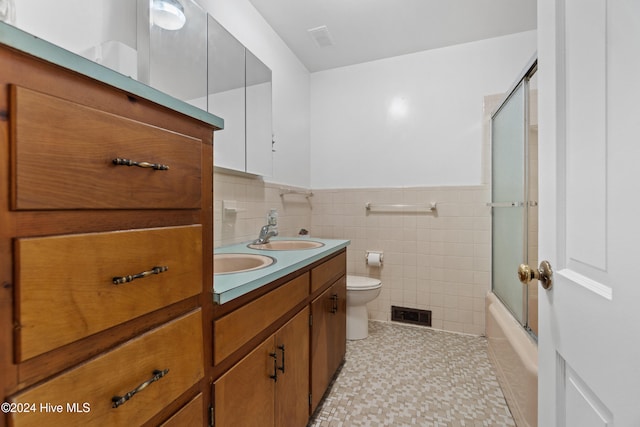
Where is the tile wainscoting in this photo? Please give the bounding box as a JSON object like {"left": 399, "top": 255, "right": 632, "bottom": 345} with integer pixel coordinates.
{"left": 214, "top": 171, "right": 490, "bottom": 335}
{"left": 312, "top": 186, "right": 490, "bottom": 335}
{"left": 214, "top": 171, "right": 312, "bottom": 248}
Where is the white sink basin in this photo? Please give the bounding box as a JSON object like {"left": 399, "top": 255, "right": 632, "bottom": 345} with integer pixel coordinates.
{"left": 214, "top": 253, "right": 275, "bottom": 274}
{"left": 247, "top": 240, "right": 325, "bottom": 251}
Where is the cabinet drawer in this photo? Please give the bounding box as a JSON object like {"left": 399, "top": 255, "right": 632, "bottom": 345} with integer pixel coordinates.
{"left": 10, "top": 85, "right": 202, "bottom": 210}
{"left": 15, "top": 225, "right": 202, "bottom": 361}
{"left": 214, "top": 273, "right": 309, "bottom": 364}
{"left": 310, "top": 251, "right": 346, "bottom": 294}
{"left": 9, "top": 310, "right": 204, "bottom": 427}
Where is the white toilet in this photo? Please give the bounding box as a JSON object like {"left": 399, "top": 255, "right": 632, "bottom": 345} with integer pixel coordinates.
{"left": 346, "top": 275, "right": 382, "bottom": 340}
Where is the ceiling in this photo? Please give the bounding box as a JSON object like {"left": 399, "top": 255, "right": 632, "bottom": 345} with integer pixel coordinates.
{"left": 248, "top": 0, "right": 537, "bottom": 72}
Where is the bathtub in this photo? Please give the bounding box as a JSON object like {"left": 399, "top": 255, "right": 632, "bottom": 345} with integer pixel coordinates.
{"left": 485, "top": 292, "right": 538, "bottom": 427}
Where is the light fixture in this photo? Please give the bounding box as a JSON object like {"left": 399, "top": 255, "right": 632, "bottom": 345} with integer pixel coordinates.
{"left": 388, "top": 97, "right": 409, "bottom": 119}
{"left": 151, "top": 0, "right": 186, "bottom": 31}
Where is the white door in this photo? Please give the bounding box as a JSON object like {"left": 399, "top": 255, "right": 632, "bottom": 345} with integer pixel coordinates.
{"left": 537, "top": 0, "right": 640, "bottom": 425}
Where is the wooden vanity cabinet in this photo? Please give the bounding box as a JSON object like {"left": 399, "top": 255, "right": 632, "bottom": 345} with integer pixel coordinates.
{"left": 0, "top": 44, "right": 217, "bottom": 427}
{"left": 212, "top": 249, "right": 347, "bottom": 427}
{"left": 214, "top": 307, "right": 309, "bottom": 427}
{"left": 213, "top": 273, "right": 310, "bottom": 427}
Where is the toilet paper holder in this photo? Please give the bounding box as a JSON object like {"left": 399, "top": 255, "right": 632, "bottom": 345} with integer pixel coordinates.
{"left": 365, "top": 251, "right": 384, "bottom": 265}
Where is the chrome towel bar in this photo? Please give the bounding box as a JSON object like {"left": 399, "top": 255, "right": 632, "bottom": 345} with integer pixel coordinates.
{"left": 279, "top": 188, "right": 314, "bottom": 198}
{"left": 365, "top": 202, "right": 437, "bottom": 212}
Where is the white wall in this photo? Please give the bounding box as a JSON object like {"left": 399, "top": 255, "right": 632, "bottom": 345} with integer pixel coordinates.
{"left": 199, "top": 0, "right": 312, "bottom": 188}
{"left": 310, "top": 30, "right": 537, "bottom": 189}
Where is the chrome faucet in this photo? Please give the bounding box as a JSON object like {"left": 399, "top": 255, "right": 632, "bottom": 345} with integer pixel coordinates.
{"left": 253, "top": 224, "right": 278, "bottom": 245}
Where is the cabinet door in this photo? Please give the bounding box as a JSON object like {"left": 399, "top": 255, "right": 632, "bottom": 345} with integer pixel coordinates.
{"left": 310, "top": 278, "right": 347, "bottom": 413}
{"left": 275, "top": 306, "right": 310, "bottom": 426}
{"left": 310, "top": 285, "right": 334, "bottom": 412}
{"left": 214, "top": 337, "right": 276, "bottom": 427}
{"left": 160, "top": 393, "right": 203, "bottom": 427}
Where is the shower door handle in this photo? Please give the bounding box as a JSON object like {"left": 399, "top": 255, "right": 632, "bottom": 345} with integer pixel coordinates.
{"left": 518, "top": 261, "right": 554, "bottom": 290}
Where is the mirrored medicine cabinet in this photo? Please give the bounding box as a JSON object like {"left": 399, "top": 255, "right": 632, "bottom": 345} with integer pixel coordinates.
{"left": 207, "top": 15, "right": 273, "bottom": 177}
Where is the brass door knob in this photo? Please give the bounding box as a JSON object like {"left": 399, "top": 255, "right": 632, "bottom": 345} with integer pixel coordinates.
{"left": 518, "top": 260, "right": 553, "bottom": 290}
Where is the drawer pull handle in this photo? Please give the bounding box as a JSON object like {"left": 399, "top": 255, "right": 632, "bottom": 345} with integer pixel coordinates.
{"left": 113, "top": 266, "right": 168, "bottom": 285}
{"left": 111, "top": 368, "right": 169, "bottom": 408}
{"left": 113, "top": 157, "right": 170, "bottom": 171}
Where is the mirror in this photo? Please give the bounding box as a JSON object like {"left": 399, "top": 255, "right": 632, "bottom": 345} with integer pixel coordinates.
{"left": 142, "top": 0, "right": 208, "bottom": 109}
{"left": 207, "top": 15, "right": 245, "bottom": 171}
{"left": 10, "top": 2, "right": 271, "bottom": 176}
{"left": 10, "top": 0, "right": 138, "bottom": 78}
{"left": 10, "top": 0, "right": 209, "bottom": 109}
{"left": 245, "top": 49, "right": 272, "bottom": 176}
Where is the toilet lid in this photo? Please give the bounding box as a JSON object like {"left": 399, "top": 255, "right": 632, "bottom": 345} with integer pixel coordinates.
{"left": 347, "top": 275, "right": 382, "bottom": 290}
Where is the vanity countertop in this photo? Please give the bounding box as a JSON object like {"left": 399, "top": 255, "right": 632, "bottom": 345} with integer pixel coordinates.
{"left": 0, "top": 21, "right": 224, "bottom": 130}
{"left": 214, "top": 237, "right": 350, "bottom": 304}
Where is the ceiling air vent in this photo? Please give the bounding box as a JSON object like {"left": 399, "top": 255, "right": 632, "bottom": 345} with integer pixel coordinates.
{"left": 308, "top": 25, "right": 334, "bottom": 48}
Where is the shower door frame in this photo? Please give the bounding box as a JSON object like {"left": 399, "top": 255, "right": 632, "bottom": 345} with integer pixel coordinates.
{"left": 489, "top": 56, "right": 538, "bottom": 336}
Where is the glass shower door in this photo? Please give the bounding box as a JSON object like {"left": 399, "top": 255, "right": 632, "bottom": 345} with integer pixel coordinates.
{"left": 491, "top": 81, "right": 527, "bottom": 325}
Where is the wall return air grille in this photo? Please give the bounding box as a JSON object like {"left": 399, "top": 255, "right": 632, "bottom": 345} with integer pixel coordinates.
{"left": 391, "top": 306, "right": 432, "bottom": 327}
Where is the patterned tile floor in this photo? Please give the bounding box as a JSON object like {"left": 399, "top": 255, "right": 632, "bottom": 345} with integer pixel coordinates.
{"left": 308, "top": 321, "right": 515, "bottom": 427}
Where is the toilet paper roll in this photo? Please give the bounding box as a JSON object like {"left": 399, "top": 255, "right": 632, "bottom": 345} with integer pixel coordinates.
{"left": 366, "top": 252, "right": 383, "bottom": 267}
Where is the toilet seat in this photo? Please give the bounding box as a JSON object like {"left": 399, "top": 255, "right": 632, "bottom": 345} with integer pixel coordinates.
{"left": 347, "top": 275, "right": 381, "bottom": 291}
